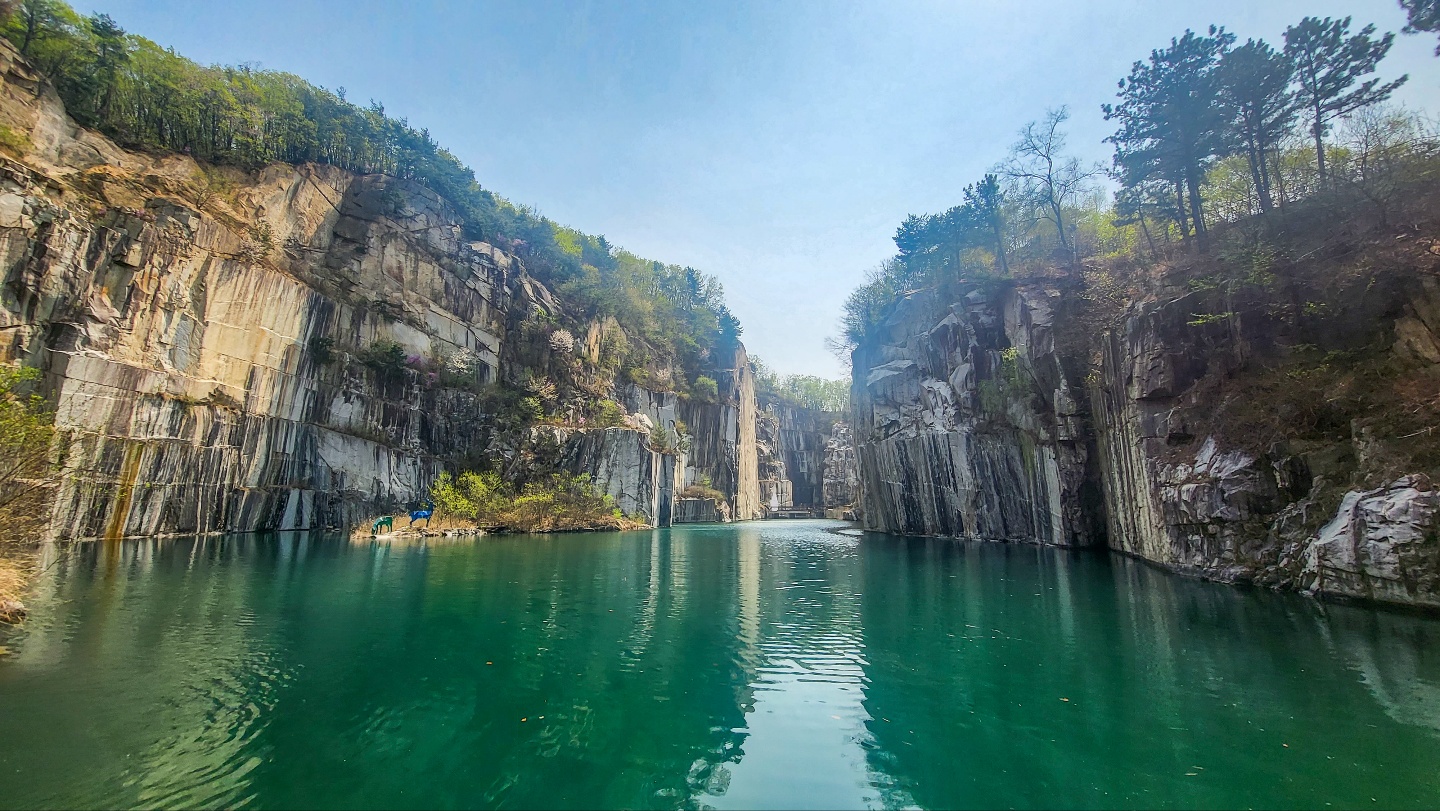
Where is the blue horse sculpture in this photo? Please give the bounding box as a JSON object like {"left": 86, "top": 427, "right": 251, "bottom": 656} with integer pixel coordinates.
{"left": 409, "top": 501, "right": 435, "bottom": 528}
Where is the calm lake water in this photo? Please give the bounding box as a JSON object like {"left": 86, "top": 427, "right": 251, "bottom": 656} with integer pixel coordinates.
{"left": 2, "top": 519, "right": 1440, "bottom": 809}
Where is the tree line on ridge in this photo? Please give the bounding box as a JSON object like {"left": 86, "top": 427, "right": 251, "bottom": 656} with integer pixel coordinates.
{"left": 840, "top": 6, "right": 1440, "bottom": 350}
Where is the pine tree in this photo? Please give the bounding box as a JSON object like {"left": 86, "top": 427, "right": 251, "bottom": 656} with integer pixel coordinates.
{"left": 1216, "top": 39, "right": 1298, "bottom": 214}
{"left": 1103, "top": 27, "right": 1235, "bottom": 245}
{"left": 964, "top": 174, "right": 1008, "bottom": 275}
{"left": 1399, "top": 0, "right": 1440, "bottom": 55}
{"left": 85, "top": 13, "right": 126, "bottom": 123}
{"left": 13, "top": 0, "right": 63, "bottom": 56}
{"left": 1284, "top": 17, "right": 1407, "bottom": 182}
{"left": 892, "top": 214, "right": 937, "bottom": 265}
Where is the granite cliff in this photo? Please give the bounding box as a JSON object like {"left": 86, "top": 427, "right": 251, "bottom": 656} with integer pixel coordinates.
{"left": 0, "top": 40, "right": 774, "bottom": 540}
{"left": 756, "top": 394, "right": 849, "bottom": 514}
{"left": 853, "top": 231, "right": 1440, "bottom": 609}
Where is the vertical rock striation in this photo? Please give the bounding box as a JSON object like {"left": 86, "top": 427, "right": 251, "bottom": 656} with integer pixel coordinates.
{"left": 679, "top": 344, "right": 761, "bottom": 521}
{"left": 755, "top": 396, "right": 839, "bottom": 511}
{"left": 851, "top": 284, "right": 1099, "bottom": 546}
{"left": 0, "top": 41, "right": 766, "bottom": 538}
{"left": 852, "top": 261, "right": 1440, "bottom": 608}
{"left": 822, "top": 421, "right": 860, "bottom": 512}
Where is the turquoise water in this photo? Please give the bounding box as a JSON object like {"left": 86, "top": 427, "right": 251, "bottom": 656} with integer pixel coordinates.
{"left": 1, "top": 520, "right": 1439, "bottom": 809}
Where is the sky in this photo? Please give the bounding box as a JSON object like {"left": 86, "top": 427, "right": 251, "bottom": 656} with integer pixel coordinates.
{"left": 81, "top": 0, "right": 1440, "bottom": 378}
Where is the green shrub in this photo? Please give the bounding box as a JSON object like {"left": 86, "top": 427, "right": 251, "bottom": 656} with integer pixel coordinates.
{"left": 432, "top": 470, "right": 510, "bottom": 522}
{"left": 519, "top": 396, "right": 543, "bottom": 422}
{"left": 505, "top": 473, "right": 620, "bottom": 532}
{"left": 0, "top": 366, "right": 56, "bottom": 542}
{"left": 692, "top": 375, "right": 719, "bottom": 402}
{"left": 0, "top": 125, "right": 29, "bottom": 156}
{"left": 430, "top": 470, "right": 624, "bottom": 531}
{"left": 476, "top": 384, "right": 544, "bottom": 434}
{"left": 681, "top": 483, "right": 725, "bottom": 502}
{"left": 592, "top": 399, "right": 624, "bottom": 427}
{"left": 307, "top": 336, "right": 336, "bottom": 365}
{"left": 358, "top": 340, "right": 408, "bottom": 380}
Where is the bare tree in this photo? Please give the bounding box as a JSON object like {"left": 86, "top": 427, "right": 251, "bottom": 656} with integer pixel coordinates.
{"left": 1001, "top": 106, "right": 1103, "bottom": 260}
{"left": 1334, "top": 104, "right": 1439, "bottom": 225}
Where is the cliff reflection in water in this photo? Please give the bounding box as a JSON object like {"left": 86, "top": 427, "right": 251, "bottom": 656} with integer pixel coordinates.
{"left": 2, "top": 523, "right": 1440, "bottom": 810}
{"left": 858, "top": 536, "right": 1440, "bottom": 809}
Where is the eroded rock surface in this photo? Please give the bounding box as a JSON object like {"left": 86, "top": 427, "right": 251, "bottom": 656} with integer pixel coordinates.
{"left": 1297, "top": 476, "right": 1440, "bottom": 606}
{"left": 0, "top": 40, "right": 764, "bottom": 538}
{"left": 852, "top": 284, "right": 1099, "bottom": 545}
{"left": 853, "top": 268, "right": 1440, "bottom": 608}
{"left": 822, "top": 421, "right": 860, "bottom": 511}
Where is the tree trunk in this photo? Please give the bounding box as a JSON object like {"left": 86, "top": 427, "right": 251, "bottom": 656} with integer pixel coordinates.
{"left": 1312, "top": 115, "right": 1328, "bottom": 182}
{"left": 1174, "top": 182, "right": 1190, "bottom": 240}
{"left": 1138, "top": 213, "right": 1158, "bottom": 260}
{"left": 20, "top": 13, "right": 38, "bottom": 56}
{"left": 1186, "top": 168, "right": 1207, "bottom": 250}
{"left": 1259, "top": 145, "right": 1279, "bottom": 212}
{"left": 991, "top": 221, "right": 1009, "bottom": 275}
{"left": 1269, "top": 148, "right": 1288, "bottom": 213}
{"left": 1247, "top": 139, "right": 1273, "bottom": 214}
{"left": 1050, "top": 199, "right": 1070, "bottom": 253}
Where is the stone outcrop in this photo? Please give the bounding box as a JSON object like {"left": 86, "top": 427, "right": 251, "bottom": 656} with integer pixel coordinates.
{"left": 756, "top": 395, "right": 839, "bottom": 512}
{"left": 755, "top": 405, "right": 793, "bottom": 513}
{"left": 1297, "top": 475, "right": 1440, "bottom": 606}
{"left": 679, "top": 345, "right": 760, "bottom": 521}
{"left": 851, "top": 284, "right": 1099, "bottom": 546}
{"left": 822, "top": 421, "right": 859, "bottom": 511}
{"left": 553, "top": 426, "right": 679, "bottom": 526}
{"left": 0, "top": 155, "right": 508, "bottom": 536}
{"left": 1087, "top": 275, "right": 1440, "bottom": 604}
{"left": 674, "top": 497, "right": 722, "bottom": 524}
{"left": 1090, "top": 292, "right": 1277, "bottom": 578}
{"left": 846, "top": 244, "right": 1440, "bottom": 605}
{"left": 852, "top": 264, "right": 1440, "bottom": 608}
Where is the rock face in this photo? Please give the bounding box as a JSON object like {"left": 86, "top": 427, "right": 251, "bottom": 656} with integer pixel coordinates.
{"left": 851, "top": 284, "right": 1099, "bottom": 546}
{"left": 756, "top": 396, "right": 839, "bottom": 511}
{"left": 0, "top": 41, "right": 763, "bottom": 538}
{"left": 554, "top": 427, "right": 679, "bottom": 526}
{"left": 755, "top": 405, "right": 793, "bottom": 512}
{"left": 822, "top": 421, "right": 859, "bottom": 510}
{"left": 1299, "top": 476, "right": 1440, "bottom": 606}
{"left": 679, "top": 345, "right": 760, "bottom": 521}
{"left": 852, "top": 263, "right": 1440, "bottom": 608}
{"left": 674, "top": 497, "right": 721, "bottom": 524}
{"left": 1090, "top": 293, "right": 1277, "bottom": 578}
{"left": 4, "top": 160, "right": 505, "bottom": 537}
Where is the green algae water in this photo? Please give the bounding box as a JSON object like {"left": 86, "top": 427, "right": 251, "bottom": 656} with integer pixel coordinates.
{"left": 2, "top": 520, "right": 1440, "bottom": 810}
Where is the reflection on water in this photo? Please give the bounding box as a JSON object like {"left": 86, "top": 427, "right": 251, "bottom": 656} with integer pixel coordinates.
{"left": 2, "top": 523, "right": 1440, "bottom": 809}
{"left": 700, "top": 527, "right": 895, "bottom": 810}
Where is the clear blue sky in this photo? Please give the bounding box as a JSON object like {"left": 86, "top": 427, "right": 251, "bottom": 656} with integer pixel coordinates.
{"left": 82, "top": 0, "right": 1440, "bottom": 377}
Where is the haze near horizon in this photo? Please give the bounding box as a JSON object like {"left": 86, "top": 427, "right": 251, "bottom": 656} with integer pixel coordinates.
{"left": 80, "top": 0, "right": 1440, "bottom": 377}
